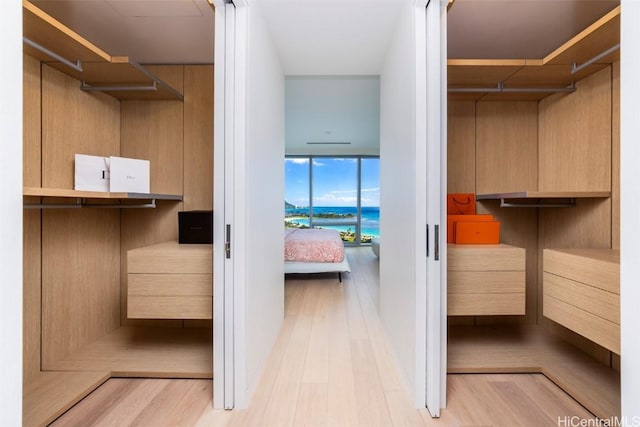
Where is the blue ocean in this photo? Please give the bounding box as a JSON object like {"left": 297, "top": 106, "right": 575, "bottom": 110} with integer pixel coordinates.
{"left": 285, "top": 206, "right": 380, "bottom": 238}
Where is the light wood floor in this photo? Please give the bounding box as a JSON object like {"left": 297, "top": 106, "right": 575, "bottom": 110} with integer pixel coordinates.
{"left": 52, "top": 247, "right": 595, "bottom": 426}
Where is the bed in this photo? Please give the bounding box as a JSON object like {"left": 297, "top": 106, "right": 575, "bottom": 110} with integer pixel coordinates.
{"left": 284, "top": 228, "right": 351, "bottom": 281}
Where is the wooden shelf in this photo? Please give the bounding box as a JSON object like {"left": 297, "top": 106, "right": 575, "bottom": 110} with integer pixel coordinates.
{"left": 448, "top": 6, "right": 620, "bottom": 101}
{"left": 476, "top": 191, "right": 611, "bottom": 200}
{"left": 23, "top": 0, "right": 110, "bottom": 64}
{"left": 23, "top": 371, "right": 109, "bottom": 427}
{"left": 24, "top": 187, "right": 183, "bottom": 201}
{"left": 43, "top": 326, "right": 212, "bottom": 378}
{"left": 449, "top": 324, "right": 620, "bottom": 420}
{"left": 23, "top": 1, "right": 184, "bottom": 101}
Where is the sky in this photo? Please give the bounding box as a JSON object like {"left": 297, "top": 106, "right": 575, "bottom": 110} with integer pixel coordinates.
{"left": 285, "top": 157, "right": 380, "bottom": 207}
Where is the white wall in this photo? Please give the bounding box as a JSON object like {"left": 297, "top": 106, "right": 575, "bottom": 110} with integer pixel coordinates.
{"left": 379, "top": 2, "right": 417, "bottom": 395}
{"left": 620, "top": 0, "right": 640, "bottom": 418}
{"left": 241, "top": 2, "right": 286, "bottom": 406}
{"left": 0, "top": 0, "right": 23, "bottom": 424}
{"left": 285, "top": 76, "right": 380, "bottom": 156}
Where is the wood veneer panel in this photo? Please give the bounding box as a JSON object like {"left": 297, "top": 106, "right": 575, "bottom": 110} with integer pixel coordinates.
{"left": 476, "top": 101, "right": 537, "bottom": 194}
{"left": 128, "top": 274, "right": 212, "bottom": 296}
{"left": 612, "top": 61, "right": 620, "bottom": 250}
{"left": 448, "top": 244, "right": 525, "bottom": 271}
{"left": 47, "top": 326, "right": 212, "bottom": 377}
{"left": 538, "top": 66, "right": 611, "bottom": 192}
{"left": 120, "top": 202, "right": 183, "bottom": 327}
{"left": 23, "top": 54, "right": 41, "bottom": 188}
{"left": 22, "top": 0, "right": 111, "bottom": 64}
{"left": 544, "top": 273, "right": 619, "bottom": 324}
{"left": 447, "top": 101, "right": 475, "bottom": 193}
{"left": 449, "top": 271, "right": 525, "bottom": 294}
{"left": 23, "top": 371, "right": 109, "bottom": 427}
{"left": 120, "top": 100, "right": 183, "bottom": 195}
{"left": 128, "top": 296, "right": 212, "bottom": 319}
{"left": 449, "top": 293, "right": 525, "bottom": 316}
{"left": 145, "top": 65, "right": 184, "bottom": 96}
{"left": 543, "top": 6, "right": 620, "bottom": 66}
{"left": 476, "top": 201, "right": 539, "bottom": 325}
{"left": 448, "top": 325, "right": 620, "bottom": 419}
{"left": 42, "top": 209, "right": 121, "bottom": 366}
{"left": 539, "top": 198, "right": 612, "bottom": 350}
{"left": 127, "top": 241, "right": 212, "bottom": 274}
{"left": 120, "top": 89, "right": 185, "bottom": 326}
{"left": 543, "top": 295, "right": 619, "bottom": 354}
{"left": 544, "top": 248, "right": 619, "bottom": 294}
{"left": 41, "top": 65, "right": 120, "bottom": 189}
{"left": 447, "top": 60, "right": 524, "bottom": 87}
{"left": 184, "top": 65, "right": 214, "bottom": 211}
{"left": 23, "top": 209, "right": 41, "bottom": 383}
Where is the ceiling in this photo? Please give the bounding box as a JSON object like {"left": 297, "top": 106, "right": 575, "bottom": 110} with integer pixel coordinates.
{"left": 257, "top": 0, "right": 404, "bottom": 75}
{"left": 285, "top": 77, "right": 380, "bottom": 156}
{"left": 30, "top": 0, "right": 620, "bottom": 66}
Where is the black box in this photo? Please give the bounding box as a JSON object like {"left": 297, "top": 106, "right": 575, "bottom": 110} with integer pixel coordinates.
{"left": 178, "top": 210, "right": 213, "bottom": 244}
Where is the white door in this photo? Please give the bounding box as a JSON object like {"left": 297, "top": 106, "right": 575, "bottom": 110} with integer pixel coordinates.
{"left": 212, "top": 0, "right": 247, "bottom": 409}
{"left": 423, "top": 0, "right": 448, "bottom": 416}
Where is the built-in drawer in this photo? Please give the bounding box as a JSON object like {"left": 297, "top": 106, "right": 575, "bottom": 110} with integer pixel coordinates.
{"left": 448, "top": 244, "right": 526, "bottom": 316}
{"left": 127, "top": 242, "right": 213, "bottom": 319}
{"left": 543, "top": 249, "right": 620, "bottom": 354}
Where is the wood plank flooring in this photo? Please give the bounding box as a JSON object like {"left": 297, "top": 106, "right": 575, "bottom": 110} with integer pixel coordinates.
{"left": 52, "top": 247, "right": 596, "bottom": 426}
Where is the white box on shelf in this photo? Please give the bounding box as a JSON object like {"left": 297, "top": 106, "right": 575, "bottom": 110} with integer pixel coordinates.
{"left": 74, "top": 154, "right": 110, "bottom": 192}
{"left": 109, "top": 156, "right": 150, "bottom": 193}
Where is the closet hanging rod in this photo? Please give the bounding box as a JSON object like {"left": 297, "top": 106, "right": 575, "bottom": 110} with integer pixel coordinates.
{"left": 571, "top": 44, "right": 620, "bottom": 75}
{"left": 500, "top": 198, "right": 576, "bottom": 208}
{"left": 80, "top": 81, "right": 158, "bottom": 92}
{"left": 24, "top": 198, "right": 157, "bottom": 209}
{"left": 448, "top": 82, "right": 575, "bottom": 94}
{"left": 23, "top": 37, "right": 83, "bottom": 73}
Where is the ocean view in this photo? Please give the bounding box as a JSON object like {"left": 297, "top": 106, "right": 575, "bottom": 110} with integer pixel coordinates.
{"left": 285, "top": 206, "right": 380, "bottom": 238}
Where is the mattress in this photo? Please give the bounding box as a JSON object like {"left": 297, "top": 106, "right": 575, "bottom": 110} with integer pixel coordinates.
{"left": 284, "top": 228, "right": 345, "bottom": 263}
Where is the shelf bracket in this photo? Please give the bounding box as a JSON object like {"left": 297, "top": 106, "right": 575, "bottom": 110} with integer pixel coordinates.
{"left": 500, "top": 198, "right": 577, "bottom": 208}
{"left": 23, "top": 37, "right": 83, "bottom": 73}
{"left": 80, "top": 81, "right": 158, "bottom": 93}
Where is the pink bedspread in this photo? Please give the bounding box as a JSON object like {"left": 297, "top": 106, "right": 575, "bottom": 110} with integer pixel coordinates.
{"left": 285, "top": 228, "right": 345, "bottom": 263}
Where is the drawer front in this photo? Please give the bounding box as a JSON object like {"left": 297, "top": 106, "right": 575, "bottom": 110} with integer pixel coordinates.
{"left": 544, "top": 272, "right": 619, "bottom": 324}
{"left": 544, "top": 295, "right": 619, "bottom": 354}
{"left": 448, "top": 271, "right": 524, "bottom": 294}
{"left": 128, "top": 248, "right": 212, "bottom": 274}
{"left": 448, "top": 246, "right": 525, "bottom": 271}
{"left": 128, "top": 296, "right": 212, "bottom": 319}
{"left": 449, "top": 293, "right": 525, "bottom": 316}
{"left": 128, "top": 274, "right": 212, "bottom": 297}
{"left": 544, "top": 250, "right": 619, "bottom": 294}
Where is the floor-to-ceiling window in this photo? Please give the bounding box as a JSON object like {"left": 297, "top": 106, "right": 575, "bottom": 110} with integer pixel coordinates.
{"left": 285, "top": 156, "right": 379, "bottom": 245}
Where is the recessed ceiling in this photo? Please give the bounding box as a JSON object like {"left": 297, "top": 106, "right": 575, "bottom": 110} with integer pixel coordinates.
{"left": 31, "top": 0, "right": 214, "bottom": 64}
{"left": 257, "top": 0, "right": 405, "bottom": 75}
{"left": 448, "top": 0, "right": 620, "bottom": 59}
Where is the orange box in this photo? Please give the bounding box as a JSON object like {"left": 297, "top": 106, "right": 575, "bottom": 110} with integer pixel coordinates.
{"left": 447, "top": 214, "right": 493, "bottom": 243}
{"left": 447, "top": 193, "right": 476, "bottom": 215}
{"left": 454, "top": 221, "right": 500, "bottom": 244}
